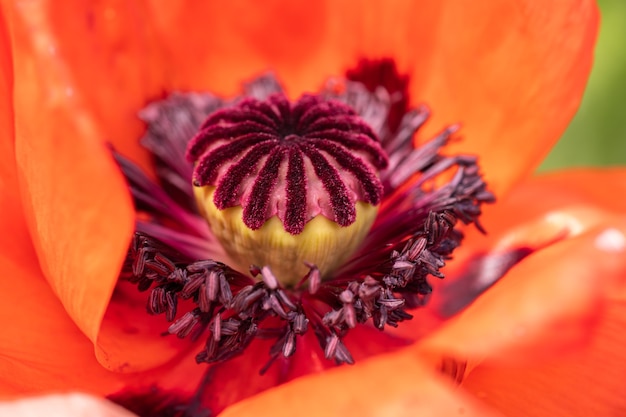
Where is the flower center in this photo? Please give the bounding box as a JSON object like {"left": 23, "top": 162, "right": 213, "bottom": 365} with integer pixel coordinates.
{"left": 115, "top": 63, "right": 496, "bottom": 416}
{"left": 186, "top": 93, "right": 388, "bottom": 286}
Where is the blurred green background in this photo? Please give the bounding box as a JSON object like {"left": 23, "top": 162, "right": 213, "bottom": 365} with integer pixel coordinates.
{"left": 539, "top": 0, "right": 626, "bottom": 171}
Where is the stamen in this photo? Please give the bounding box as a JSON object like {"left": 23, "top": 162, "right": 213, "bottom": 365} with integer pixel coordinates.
{"left": 346, "top": 57, "right": 410, "bottom": 134}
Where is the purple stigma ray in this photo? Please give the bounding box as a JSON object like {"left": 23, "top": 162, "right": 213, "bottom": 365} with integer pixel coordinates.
{"left": 313, "top": 139, "right": 383, "bottom": 204}
{"left": 212, "top": 141, "right": 276, "bottom": 208}
{"left": 242, "top": 147, "right": 286, "bottom": 230}
{"left": 194, "top": 133, "right": 275, "bottom": 186}
{"left": 299, "top": 143, "right": 355, "bottom": 226}
{"left": 186, "top": 92, "right": 389, "bottom": 235}
{"left": 285, "top": 148, "right": 307, "bottom": 233}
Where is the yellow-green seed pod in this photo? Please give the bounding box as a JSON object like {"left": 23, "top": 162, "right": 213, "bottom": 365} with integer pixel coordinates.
{"left": 187, "top": 93, "right": 389, "bottom": 287}
{"left": 195, "top": 186, "right": 379, "bottom": 286}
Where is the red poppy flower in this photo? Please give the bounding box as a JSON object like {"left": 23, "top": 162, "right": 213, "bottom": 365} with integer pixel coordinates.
{"left": 2, "top": 0, "right": 624, "bottom": 416}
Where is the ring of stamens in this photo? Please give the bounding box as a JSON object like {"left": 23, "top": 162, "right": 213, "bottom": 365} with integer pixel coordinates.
{"left": 186, "top": 93, "right": 391, "bottom": 285}
{"left": 118, "top": 68, "right": 494, "bottom": 374}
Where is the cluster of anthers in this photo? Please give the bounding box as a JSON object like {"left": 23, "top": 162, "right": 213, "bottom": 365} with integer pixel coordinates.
{"left": 117, "top": 60, "right": 494, "bottom": 372}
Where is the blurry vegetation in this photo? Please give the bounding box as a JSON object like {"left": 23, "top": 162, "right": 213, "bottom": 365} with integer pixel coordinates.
{"left": 540, "top": 0, "right": 626, "bottom": 171}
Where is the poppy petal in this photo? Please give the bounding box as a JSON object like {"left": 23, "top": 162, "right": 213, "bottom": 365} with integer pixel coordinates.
{"left": 412, "top": 170, "right": 626, "bottom": 360}
{"left": 145, "top": 0, "right": 598, "bottom": 197}
{"left": 0, "top": 5, "right": 33, "bottom": 268}
{"left": 462, "top": 299, "right": 626, "bottom": 417}
{"left": 404, "top": 0, "right": 599, "bottom": 196}
{"left": 391, "top": 169, "right": 626, "bottom": 346}
{"left": 417, "top": 220, "right": 626, "bottom": 365}
{"left": 506, "top": 168, "right": 626, "bottom": 213}
{"left": 94, "top": 282, "right": 197, "bottom": 372}
{"left": 3, "top": 9, "right": 120, "bottom": 400}
{"left": 0, "top": 251, "right": 206, "bottom": 400}
{"left": 8, "top": 1, "right": 167, "bottom": 170}
{"left": 6, "top": 2, "right": 135, "bottom": 345}
{"left": 432, "top": 168, "right": 626, "bottom": 319}
{"left": 219, "top": 349, "right": 503, "bottom": 417}
{"left": 0, "top": 249, "right": 123, "bottom": 397}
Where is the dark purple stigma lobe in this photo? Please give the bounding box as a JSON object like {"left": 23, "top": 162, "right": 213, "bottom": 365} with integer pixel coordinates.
{"left": 186, "top": 93, "right": 388, "bottom": 234}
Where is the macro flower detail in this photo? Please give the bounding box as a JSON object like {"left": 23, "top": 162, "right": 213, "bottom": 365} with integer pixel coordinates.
{"left": 116, "top": 62, "right": 494, "bottom": 374}
{"left": 4, "top": 2, "right": 621, "bottom": 417}
{"left": 188, "top": 92, "right": 387, "bottom": 284}
{"left": 187, "top": 93, "right": 387, "bottom": 232}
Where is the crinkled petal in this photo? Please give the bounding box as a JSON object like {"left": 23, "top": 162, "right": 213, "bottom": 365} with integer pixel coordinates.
{"left": 405, "top": 0, "right": 598, "bottom": 196}
{"left": 4, "top": 1, "right": 135, "bottom": 347}
{"left": 418, "top": 221, "right": 626, "bottom": 365}
{"left": 0, "top": 251, "right": 123, "bottom": 397}
{"left": 145, "top": 0, "right": 598, "bottom": 197}
{"left": 462, "top": 298, "right": 626, "bottom": 417}
{"left": 0, "top": 5, "right": 32, "bottom": 268}
{"left": 219, "top": 349, "right": 503, "bottom": 417}
{"left": 0, "top": 254, "right": 205, "bottom": 401}
{"left": 2, "top": 8, "right": 123, "bottom": 400}
{"left": 94, "top": 282, "right": 196, "bottom": 372}
{"left": 412, "top": 169, "right": 626, "bottom": 363}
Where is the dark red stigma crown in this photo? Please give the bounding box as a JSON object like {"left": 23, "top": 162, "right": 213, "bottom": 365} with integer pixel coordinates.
{"left": 186, "top": 93, "right": 389, "bottom": 234}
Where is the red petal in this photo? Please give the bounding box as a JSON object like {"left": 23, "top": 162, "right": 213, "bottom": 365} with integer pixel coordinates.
{"left": 6, "top": 2, "right": 135, "bottom": 346}
{"left": 0, "top": 257, "right": 206, "bottom": 400}
{"left": 147, "top": 0, "right": 598, "bottom": 196}
{"left": 219, "top": 349, "right": 503, "bottom": 417}
{"left": 1, "top": 8, "right": 125, "bottom": 399}
{"left": 0, "top": 250, "right": 124, "bottom": 398}
{"left": 419, "top": 222, "right": 626, "bottom": 364}
{"left": 0, "top": 5, "right": 32, "bottom": 268}
{"left": 405, "top": 0, "right": 599, "bottom": 196}
{"left": 200, "top": 324, "right": 410, "bottom": 415}
{"left": 462, "top": 299, "right": 626, "bottom": 417}
{"left": 414, "top": 169, "right": 626, "bottom": 364}
{"left": 21, "top": 1, "right": 165, "bottom": 170}
{"left": 94, "top": 282, "right": 196, "bottom": 372}
{"left": 430, "top": 168, "right": 626, "bottom": 320}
